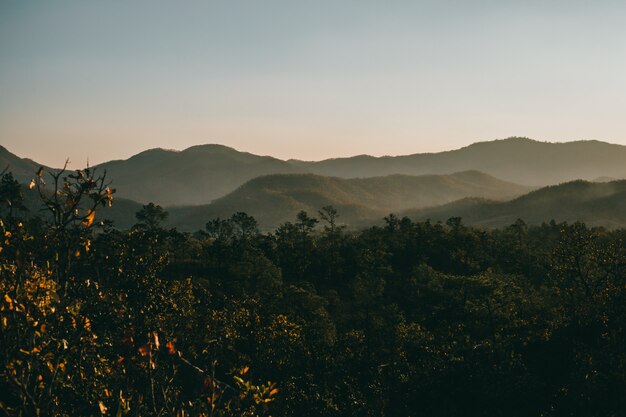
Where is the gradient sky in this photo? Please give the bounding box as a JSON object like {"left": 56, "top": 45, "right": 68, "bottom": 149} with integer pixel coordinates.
{"left": 1, "top": 0, "right": 626, "bottom": 167}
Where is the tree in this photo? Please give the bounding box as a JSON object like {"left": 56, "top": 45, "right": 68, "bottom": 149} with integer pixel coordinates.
{"left": 135, "top": 202, "right": 168, "bottom": 231}
{"left": 0, "top": 171, "right": 26, "bottom": 219}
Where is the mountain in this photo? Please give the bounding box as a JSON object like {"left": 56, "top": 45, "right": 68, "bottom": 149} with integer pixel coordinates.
{"left": 292, "top": 137, "right": 626, "bottom": 186}
{"left": 166, "top": 171, "right": 531, "bottom": 230}
{"left": 0, "top": 145, "right": 48, "bottom": 183}
{"left": 93, "top": 144, "right": 305, "bottom": 206}
{"left": 4, "top": 137, "right": 626, "bottom": 208}
{"left": 88, "top": 138, "right": 626, "bottom": 206}
{"left": 405, "top": 180, "right": 626, "bottom": 229}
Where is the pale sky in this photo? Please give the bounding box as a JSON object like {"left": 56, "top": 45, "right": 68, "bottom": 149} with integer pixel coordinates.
{"left": 1, "top": 0, "right": 626, "bottom": 167}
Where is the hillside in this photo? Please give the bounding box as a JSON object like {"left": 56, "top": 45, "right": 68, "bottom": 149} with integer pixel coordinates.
{"left": 0, "top": 145, "right": 49, "bottom": 183}
{"left": 167, "top": 171, "right": 531, "bottom": 230}
{"left": 405, "top": 180, "right": 626, "bottom": 228}
{"left": 15, "top": 182, "right": 144, "bottom": 230}
{"left": 93, "top": 144, "right": 306, "bottom": 206}
{"left": 292, "top": 137, "right": 626, "bottom": 186}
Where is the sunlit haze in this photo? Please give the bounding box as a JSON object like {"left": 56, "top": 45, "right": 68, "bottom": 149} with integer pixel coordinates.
{"left": 1, "top": 1, "right": 626, "bottom": 167}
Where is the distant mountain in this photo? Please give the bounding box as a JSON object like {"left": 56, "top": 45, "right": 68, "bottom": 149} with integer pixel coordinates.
{"left": 93, "top": 144, "right": 305, "bottom": 206}
{"left": 88, "top": 138, "right": 626, "bottom": 206}
{"left": 292, "top": 137, "right": 626, "bottom": 186}
{"left": 405, "top": 180, "right": 626, "bottom": 229}
{"left": 0, "top": 145, "right": 47, "bottom": 183}
{"left": 4, "top": 137, "right": 626, "bottom": 208}
{"left": 166, "top": 171, "right": 531, "bottom": 230}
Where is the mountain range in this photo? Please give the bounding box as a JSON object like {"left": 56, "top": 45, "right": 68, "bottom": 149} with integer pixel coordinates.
{"left": 164, "top": 171, "right": 531, "bottom": 230}
{"left": 2, "top": 137, "right": 626, "bottom": 230}
{"left": 291, "top": 137, "right": 626, "bottom": 185}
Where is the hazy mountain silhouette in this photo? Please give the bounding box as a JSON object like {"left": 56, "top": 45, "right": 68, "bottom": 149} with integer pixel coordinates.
{"left": 292, "top": 137, "right": 626, "bottom": 186}
{"left": 405, "top": 180, "right": 626, "bottom": 229}
{"left": 4, "top": 137, "right": 626, "bottom": 214}
{"left": 93, "top": 144, "right": 305, "bottom": 206}
{"left": 165, "top": 171, "right": 531, "bottom": 230}
{"left": 83, "top": 137, "right": 626, "bottom": 206}
{"left": 0, "top": 145, "right": 48, "bottom": 183}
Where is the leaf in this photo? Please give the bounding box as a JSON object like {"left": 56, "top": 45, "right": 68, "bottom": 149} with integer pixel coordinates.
{"left": 84, "top": 317, "right": 92, "bottom": 331}
{"left": 28, "top": 179, "right": 36, "bottom": 190}
{"left": 82, "top": 210, "right": 96, "bottom": 227}
{"left": 166, "top": 340, "right": 176, "bottom": 355}
{"left": 138, "top": 344, "right": 150, "bottom": 356}
{"left": 151, "top": 331, "right": 160, "bottom": 350}
{"left": 98, "top": 400, "right": 108, "bottom": 414}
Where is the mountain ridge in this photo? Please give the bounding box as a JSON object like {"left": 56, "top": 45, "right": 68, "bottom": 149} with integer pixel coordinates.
{"left": 3, "top": 137, "right": 626, "bottom": 207}
{"left": 405, "top": 179, "right": 626, "bottom": 228}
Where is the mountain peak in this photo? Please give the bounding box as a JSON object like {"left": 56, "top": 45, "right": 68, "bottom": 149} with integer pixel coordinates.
{"left": 182, "top": 144, "right": 239, "bottom": 153}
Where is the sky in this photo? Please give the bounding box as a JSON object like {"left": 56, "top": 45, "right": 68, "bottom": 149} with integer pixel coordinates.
{"left": 1, "top": 0, "right": 626, "bottom": 167}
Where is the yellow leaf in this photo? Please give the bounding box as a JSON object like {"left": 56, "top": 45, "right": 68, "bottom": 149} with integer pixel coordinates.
{"left": 269, "top": 388, "right": 279, "bottom": 396}
{"left": 98, "top": 400, "right": 108, "bottom": 414}
{"left": 28, "top": 179, "right": 36, "bottom": 190}
{"left": 82, "top": 210, "right": 96, "bottom": 227}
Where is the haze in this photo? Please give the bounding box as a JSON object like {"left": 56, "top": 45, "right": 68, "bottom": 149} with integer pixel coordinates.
{"left": 1, "top": 0, "right": 626, "bottom": 167}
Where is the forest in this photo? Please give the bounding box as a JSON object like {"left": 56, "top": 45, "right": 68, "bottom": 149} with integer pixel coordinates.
{"left": 1, "top": 167, "right": 625, "bottom": 417}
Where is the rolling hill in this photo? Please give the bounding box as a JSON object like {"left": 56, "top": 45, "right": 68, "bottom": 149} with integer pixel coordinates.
{"left": 166, "top": 171, "right": 531, "bottom": 230}
{"left": 405, "top": 180, "right": 626, "bottom": 229}
{"left": 93, "top": 144, "right": 305, "bottom": 206}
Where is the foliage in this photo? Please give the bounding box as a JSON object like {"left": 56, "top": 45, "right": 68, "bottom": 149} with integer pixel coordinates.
{"left": 2, "top": 167, "right": 626, "bottom": 416}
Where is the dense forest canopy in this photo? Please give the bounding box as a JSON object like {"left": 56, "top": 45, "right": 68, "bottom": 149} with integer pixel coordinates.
{"left": 1, "top": 167, "right": 625, "bottom": 416}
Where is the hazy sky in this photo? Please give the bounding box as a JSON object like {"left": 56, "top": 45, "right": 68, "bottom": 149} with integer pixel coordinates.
{"left": 1, "top": 1, "right": 626, "bottom": 167}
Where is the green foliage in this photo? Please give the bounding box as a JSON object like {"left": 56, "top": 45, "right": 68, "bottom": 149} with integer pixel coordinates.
{"left": 2, "top": 168, "right": 626, "bottom": 416}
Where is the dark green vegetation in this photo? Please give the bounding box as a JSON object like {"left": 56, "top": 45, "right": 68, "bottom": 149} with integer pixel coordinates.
{"left": 1, "top": 168, "right": 626, "bottom": 416}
